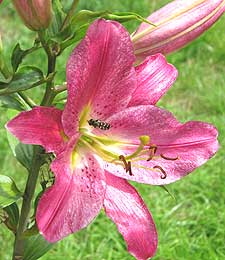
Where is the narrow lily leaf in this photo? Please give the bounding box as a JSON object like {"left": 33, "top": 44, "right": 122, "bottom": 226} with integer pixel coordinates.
{"left": 60, "top": 23, "right": 89, "bottom": 51}
{"left": 4, "top": 202, "right": 19, "bottom": 232}
{"left": 71, "top": 10, "right": 108, "bottom": 26}
{"left": 160, "top": 185, "right": 176, "bottom": 201}
{"left": 23, "top": 225, "right": 39, "bottom": 238}
{"left": 0, "top": 66, "right": 44, "bottom": 96}
{"left": 103, "top": 12, "right": 155, "bottom": 25}
{"left": 15, "top": 143, "right": 34, "bottom": 171}
{"left": 61, "top": 10, "right": 155, "bottom": 52}
{"left": 24, "top": 234, "right": 53, "bottom": 260}
{"left": 48, "top": 0, "right": 66, "bottom": 36}
{"left": 0, "top": 94, "right": 25, "bottom": 111}
{"left": 7, "top": 131, "right": 34, "bottom": 171}
{"left": 11, "top": 43, "right": 40, "bottom": 72}
{"left": 0, "top": 175, "right": 22, "bottom": 208}
{"left": 71, "top": 10, "right": 155, "bottom": 27}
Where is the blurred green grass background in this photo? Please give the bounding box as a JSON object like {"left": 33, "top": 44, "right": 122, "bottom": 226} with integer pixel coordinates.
{"left": 0, "top": 0, "right": 225, "bottom": 259}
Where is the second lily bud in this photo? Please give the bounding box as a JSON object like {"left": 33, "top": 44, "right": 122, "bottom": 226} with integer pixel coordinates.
{"left": 132, "top": 0, "right": 225, "bottom": 63}
{"left": 13, "top": 0, "right": 52, "bottom": 31}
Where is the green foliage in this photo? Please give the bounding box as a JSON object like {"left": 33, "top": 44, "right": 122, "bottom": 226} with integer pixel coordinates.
{"left": 0, "top": 66, "right": 45, "bottom": 95}
{"left": 7, "top": 131, "right": 34, "bottom": 171}
{"left": 11, "top": 42, "right": 40, "bottom": 72}
{"left": 0, "top": 175, "right": 22, "bottom": 208}
{"left": 0, "top": 94, "right": 26, "bottom": 111}
{"left": 4, "top": 203, "right": 19, "bottom": 232}
{"left": 24, "top": 234, "right": 53, "bottom": 260}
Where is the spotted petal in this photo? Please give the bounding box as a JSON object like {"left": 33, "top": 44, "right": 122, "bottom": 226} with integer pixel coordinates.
{"left": 36, "top": 136, "right": 106, "bottom": 242}
{"left": 6, "top": 106, "right": 65, "bottom": 155}
{"left": 128, "top": 54, "right": 178, "bottom": 106}
{"left": 104, "top": 172, "right": 158, "bottom": 260}
{"left": 62, "top": 19, "right": 136, "bottom": 137}
{"left": 104, "top": 105, "right": 218, "bottom": 185}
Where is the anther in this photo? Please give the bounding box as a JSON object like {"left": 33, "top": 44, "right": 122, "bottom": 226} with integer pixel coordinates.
{"left": 153, "top": 165, "right": 167, "bottom": 179}
{"left": 147, "top": 144, "right": 157, "bottom": 161}
{"left": 160, "top": 153, "right": 179, "bottom": 161}
{"left": 119, "top": 155, "right": 133, "bottom": 176}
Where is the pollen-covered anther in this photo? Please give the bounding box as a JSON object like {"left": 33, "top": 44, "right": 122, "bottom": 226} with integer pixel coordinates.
{"left": 153, "top": 165, "right": 167, "bottom": 179}
{"left": 160, "top": 153, "right": 179, "bottom": 161}
{"left": 147, "top": 144, "right": 157, "bottom": 161}
{"left": 119, "top": 155, "right": 133, "bottom": 176}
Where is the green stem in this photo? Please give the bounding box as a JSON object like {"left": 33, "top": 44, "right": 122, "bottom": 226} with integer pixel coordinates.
{"left": 17, "top": 92, "right": 36, "bottom": 108}
{"left": 12, "top": 30, "right": 58, "bottom": 260}
{"left": 12, "top": 146, "right": 44, "bottom": 260}
{"left": 61, "top": 0, "right": 79, "bottom": 31}
{"left": 38, "top": 31, "right": 57, "bottom": 106}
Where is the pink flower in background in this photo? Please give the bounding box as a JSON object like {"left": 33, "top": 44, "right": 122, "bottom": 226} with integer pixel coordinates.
{"left": 132, "top": 0, "right": 225, "bottom": 63}
{"left": 12, "top": 0, "right": 52, "bottom": 31}
{"left": 7, "top": 19, "right": 218, "bottom": 259}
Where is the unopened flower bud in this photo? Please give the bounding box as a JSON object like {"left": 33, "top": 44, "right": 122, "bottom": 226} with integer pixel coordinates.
{"left": 13, "top": 0, "right": 52, "bottom": 31}
{"left": 132, "top": 0, "right": 225, "bottom": 62}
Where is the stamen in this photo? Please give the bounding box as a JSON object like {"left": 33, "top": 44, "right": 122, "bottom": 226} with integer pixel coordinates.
{"left": 147, "top": 144, "right": 157, "bottom": 161}
{"left": 119, "top": 155, "right": 133, "bottom": 176}
{"left": 160, "top": 153, "right": 179, "bottom": 161}
{"left": 126, "top": 135, "right": 150, "bottom": 160}
{"left": 153, "top": 165, "right": 167, "bottom": 179}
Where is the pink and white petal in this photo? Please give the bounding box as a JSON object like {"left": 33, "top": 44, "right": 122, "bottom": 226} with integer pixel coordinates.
{"left": 36, "top": 138, "right": 106, "bottom": 242}
{"left": 104, "top": 172, "right": 158, "bottom": 260}
{"left": 62, "top": 19, "right": 136, "bottom": 137}
{"left": 104, "top": 105, "right": 218, "bottom": 185}
{"left": 6, "top": 106, "right": 65, "bottom": 155}
{"left": 128, "top": 54, "right": 178, "bottom": 106}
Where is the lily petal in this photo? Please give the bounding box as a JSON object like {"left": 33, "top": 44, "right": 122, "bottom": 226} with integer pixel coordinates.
{"left": 63, "top": 19, "right": 136, "bottom": 137}
{"left": 132, "top": 0, "right": 225, "bottom": 61}
{"left": 104, "top": 105, "right": 218, "bottom": 185}
{"left": 6, "top": 106, "right": 65, "bottom": 155}
{"left": 36, "top": 137, "right": 106, "bottom": 242}
{"left": 129, "top": 54, "right": 178, "bottom": 106}
{"left": 104, "top": 172, "right": 158, "bottom": 260}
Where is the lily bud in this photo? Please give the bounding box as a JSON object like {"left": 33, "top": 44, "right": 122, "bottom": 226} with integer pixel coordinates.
{"left": 13, "top": 0, "right": 52, "bottom": 31}
{"left": 132, "top": 0, "right": 225, "bottom": 62}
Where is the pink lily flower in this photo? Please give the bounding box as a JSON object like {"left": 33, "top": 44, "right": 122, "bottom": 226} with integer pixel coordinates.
{"left": 132, "top": 0, "right": 225, "bottom": 62}
{"left": 6, "top": 19, "right": 218, "bottom": 259}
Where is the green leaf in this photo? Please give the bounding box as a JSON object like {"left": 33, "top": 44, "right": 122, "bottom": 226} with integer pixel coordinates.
{"left": 4, "top": 202, "right": 19, "bottom": 232}
{"left": 71, "top": 10, "right": 107, "bottom": 27}
{"left": 23, "top": 224, "right": 39, "bottom": 238}
{"left": 48, "top": 0, "right": 66, "bottom": 37}
{"left": 0, "top": 175, "right": 22, "bottom": 208}
{"left": 0, "top": 66, "right": 45, "bottom": 96}
{"left": 60, "top": 23, "right": 89, "bottom": 51}
{"left": 15, "top": 143, "right": 34, "bottom": 171}
{"left": 11, "top": 43, "right": 40, "bottom": 72}
{"left": 71, "top": 10, "right": 155, "bottom": 27}
{"left": 11, "top": 44, "right": 29, "bottom": 72}
{"left": 104, "top": 11, "right": 155, "bottom": 25}
{"left": 24, "top": 234, "right": 53, "bottom": 260}
{"left": 160, "top": 185, "right": 176, "bottom": 201}
{"left": 60, "top": 10, "right": 155, "bottom": 52}
{"left": 0, "top": 94, "right": 25, "bottom": 111}
{"left": 7, "top": 131, "right": 34, "bottom": 171}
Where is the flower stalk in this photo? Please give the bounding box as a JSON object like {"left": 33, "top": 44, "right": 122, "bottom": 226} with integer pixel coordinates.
{"left": 12, "top": 28, "right": 58, "bottom": 260}
{"left": 12, "top": 146, "right": 44, "bottom": 260}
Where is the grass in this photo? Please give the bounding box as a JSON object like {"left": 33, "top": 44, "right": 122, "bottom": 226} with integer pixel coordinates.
{"left": 0, "top": 0, "right": 225, "bottom": 259}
